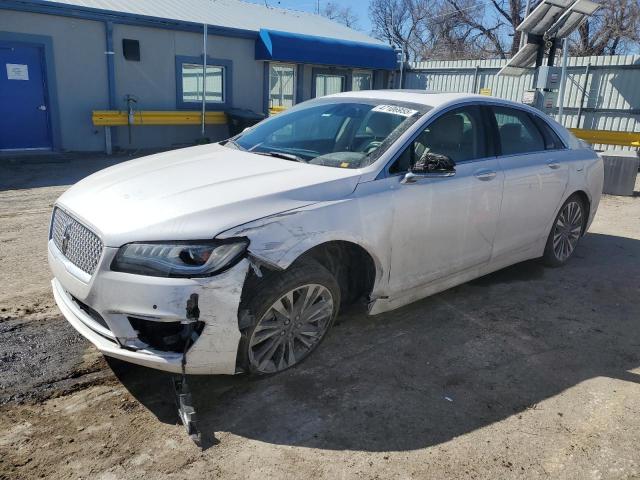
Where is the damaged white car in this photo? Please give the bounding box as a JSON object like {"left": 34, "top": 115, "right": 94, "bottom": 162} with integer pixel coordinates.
{"left": 49, "top": 91, "right": 603, "bottom": 376}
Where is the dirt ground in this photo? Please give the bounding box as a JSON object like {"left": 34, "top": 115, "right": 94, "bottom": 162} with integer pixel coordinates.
{"left": 1, "top": 154, "right": 639, "bottom": 480}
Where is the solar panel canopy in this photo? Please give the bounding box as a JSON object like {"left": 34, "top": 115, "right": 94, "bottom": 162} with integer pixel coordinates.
{"left": 497, "top": 44, "right": 539, "bottom": 76}
{"left": 517, "top": 0, "right": 576, "bottom": 36}
{"left": 547, "top": 0, "right": 601, "bottom": 38}
{"left": 499, "top": 0, "right": 601, "bottom": 76}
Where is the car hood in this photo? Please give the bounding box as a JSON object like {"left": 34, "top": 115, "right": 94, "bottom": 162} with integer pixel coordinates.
{"left": 56, "top": 143, "right": 362, "bottom": 247}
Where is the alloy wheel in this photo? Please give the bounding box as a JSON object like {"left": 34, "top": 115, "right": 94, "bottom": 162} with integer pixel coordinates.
{"left": 248, "top": 284, "right": 334, "bottom": 373}
{"left": 552, "top": 201, "right": 583, "bottom": 262}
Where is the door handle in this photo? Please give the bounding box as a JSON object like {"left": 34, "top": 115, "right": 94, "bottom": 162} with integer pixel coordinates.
{"left": 475, "top": 170, "right": 497, "bottom": 181}
{"left": 547, "top": 160, "right": 561, "bottom": 169}
{"left": 37, "top": 105, "right": 47, "bottom": 111}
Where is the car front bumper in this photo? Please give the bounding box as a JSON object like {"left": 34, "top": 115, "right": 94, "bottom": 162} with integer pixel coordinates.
{"left": 49, "top": 240, "right": 249, "bottom": 375}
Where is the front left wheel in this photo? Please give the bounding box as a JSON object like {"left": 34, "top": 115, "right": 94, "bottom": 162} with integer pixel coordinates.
{"left": 238, "top": 258, "right": 340, "bottom": 375}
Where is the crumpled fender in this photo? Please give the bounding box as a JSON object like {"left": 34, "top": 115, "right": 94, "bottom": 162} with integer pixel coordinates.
{"left": 216, "top": 196, "right": 392, "bottom": 300}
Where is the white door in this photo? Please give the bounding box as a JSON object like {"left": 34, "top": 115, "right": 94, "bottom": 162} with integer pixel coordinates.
{"left": 269, "top": 63, "right": 296, "bottom": 110}
{"left": 387, "top": 105, "right": 503, "bottom": 293}
{"left": 489, "top": 106, "right": 569, "bottom": 258}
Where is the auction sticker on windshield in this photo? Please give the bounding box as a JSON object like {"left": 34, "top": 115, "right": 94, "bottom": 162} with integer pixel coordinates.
{"left": 371, "top": 104, "right": 418, "bottom": 117}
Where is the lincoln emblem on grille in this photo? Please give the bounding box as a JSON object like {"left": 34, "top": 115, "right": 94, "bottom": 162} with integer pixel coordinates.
{"left": 61, "top": 224, "right": 71, "bottom": 255}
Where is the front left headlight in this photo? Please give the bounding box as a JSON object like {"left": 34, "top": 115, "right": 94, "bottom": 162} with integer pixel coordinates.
{"left": 111, "top": 239, "right": 249, "bottom": 278}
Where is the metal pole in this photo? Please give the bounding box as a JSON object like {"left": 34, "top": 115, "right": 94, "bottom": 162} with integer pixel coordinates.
{"left": 557, "top": 37, "right": 569, "bottom": 124}
{"left": 576, "top": 63, "right": 591, "bottom": 128}
{"left": 547, "top": 38, "right": 559, "bottom": 66}
{"left": 201, "top": 23, "right": 207, "bottom": 137}
{"left": 531, "top": 35, "right": 545, "bottom": 90}
{"left": 472, "top": 65, "right": 480, "bottom": 93}
{"left": 399, "top": 45, "right": 404, "bottom": 89}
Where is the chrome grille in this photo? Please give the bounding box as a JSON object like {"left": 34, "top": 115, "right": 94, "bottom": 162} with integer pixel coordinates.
{"left": 51, "top": 208, "right": 103, "bottom": 275}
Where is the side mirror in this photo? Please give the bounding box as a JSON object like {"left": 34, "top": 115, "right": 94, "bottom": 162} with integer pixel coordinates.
{"left": 402, "top": 152, "right": 456, "bottom": 184}
{"left": 413, "top": 152, "right": 456, "bottom": 174}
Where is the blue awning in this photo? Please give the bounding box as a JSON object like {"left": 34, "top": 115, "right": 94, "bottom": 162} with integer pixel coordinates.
{"left": 255, "top": 29, "right": 397, "bottom": 70}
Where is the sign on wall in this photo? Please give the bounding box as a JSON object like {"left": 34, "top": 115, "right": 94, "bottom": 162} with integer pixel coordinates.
{"left": 6, "top": 63, "right": 29, "bottom": 81}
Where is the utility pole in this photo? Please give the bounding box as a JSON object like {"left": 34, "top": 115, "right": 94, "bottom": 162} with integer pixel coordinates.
{"left": 201, "top": 23, "right": 207, "bottom": 137}
{"left": 557, "top": 37, "right": 569, "bottom": 124}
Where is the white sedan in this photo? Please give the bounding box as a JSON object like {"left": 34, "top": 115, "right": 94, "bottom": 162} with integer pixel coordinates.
{"left": 49, "top": 91, "right": 603, "bottom": 376}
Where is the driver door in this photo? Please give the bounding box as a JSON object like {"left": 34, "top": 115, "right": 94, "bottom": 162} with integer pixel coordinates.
{"left": 387, "top": 105, "right": 504, "bottom": 294}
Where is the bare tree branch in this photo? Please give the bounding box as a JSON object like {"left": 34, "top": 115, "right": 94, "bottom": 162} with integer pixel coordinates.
{"left": 322, "top": 2, "right": 359, "bottom": 29}
{"left": 571, "top": 0, "right": 640, "bottom": 56}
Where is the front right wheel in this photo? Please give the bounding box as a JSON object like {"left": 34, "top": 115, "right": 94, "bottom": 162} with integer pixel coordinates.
{"left": 542, "top": 194, "right": 586, "bottom": 267}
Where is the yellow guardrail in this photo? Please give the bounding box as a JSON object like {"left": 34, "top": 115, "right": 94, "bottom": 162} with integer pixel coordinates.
{"left": 269, "top": 105, "right": 288, "bottom": 116}
{"left": 92, "top": 110, "right": 227, "bottom": 126}
{"left": 570, "top": 129, "right": 640, "bottom": 148}
{"left": 91, "top": 112, "right": 639, "bottom": 148}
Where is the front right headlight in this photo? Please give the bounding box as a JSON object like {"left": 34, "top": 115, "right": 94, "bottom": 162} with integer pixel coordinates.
{"left": 111, "top": 238, "right": 249, "bottom": 278}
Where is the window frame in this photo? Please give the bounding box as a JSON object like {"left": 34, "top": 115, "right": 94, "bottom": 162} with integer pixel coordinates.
{"left": 352, "top": 70, "right": 373, "bottom": 91}
{"left": 175, "top": 55, "right": 232, "bottom": 110}
{"left": 311, "top": 67, "right": 351, "bottom": 98}
{"left": 382, "top": 103, "right": 493, "bottom": 178}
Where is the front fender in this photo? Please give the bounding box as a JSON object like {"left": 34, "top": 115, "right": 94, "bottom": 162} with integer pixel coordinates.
{"left": 216, "top": 197, "right": 392, "bottom": 297}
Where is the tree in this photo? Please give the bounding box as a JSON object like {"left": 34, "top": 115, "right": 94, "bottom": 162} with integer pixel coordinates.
{"left": 571, "top": 0, "right": 640, "bottom": 55}
{"left": 369, "top": 0, "right": 436, "bottom": 61}
{"left": 321, "top": 2, "right": 359, "bottom": 29}
{"left": 369, "top": 0, "right": 640, "bottom": 62}
{"left": 442, "top": 0, "right": 527, "bottom": 59}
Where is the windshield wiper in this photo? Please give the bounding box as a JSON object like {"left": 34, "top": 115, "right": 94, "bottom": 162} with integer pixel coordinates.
{"left": 256, "top": 151, "right": 307, "bottom": 163}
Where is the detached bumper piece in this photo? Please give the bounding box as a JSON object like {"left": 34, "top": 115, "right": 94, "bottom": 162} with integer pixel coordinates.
{"left": 173, "top": 374, "right": 201, "bottom": 447}
{"left": 171, "top": 294, "right": 205, "bottom": 447}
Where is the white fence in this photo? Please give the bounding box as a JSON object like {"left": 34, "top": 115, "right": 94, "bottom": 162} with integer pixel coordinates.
{"left": 406, "top": 55, "right": 640, "bottom": 150}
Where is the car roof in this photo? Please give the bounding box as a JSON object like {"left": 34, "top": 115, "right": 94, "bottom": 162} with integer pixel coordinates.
{"left": 327, "top": 89, "right": 505, "bottom": 109}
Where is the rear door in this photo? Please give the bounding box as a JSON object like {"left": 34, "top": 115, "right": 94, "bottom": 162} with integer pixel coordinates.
{"left": 0, "top": 41, "right": 51, "bottom": 151}
{"left": 489, "top": 105, "right": 569, "bottom": 258}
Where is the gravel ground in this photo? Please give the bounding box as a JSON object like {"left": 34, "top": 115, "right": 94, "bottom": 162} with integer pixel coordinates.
{"left": 0, "top": 154, "right": 639, "bottom": 480}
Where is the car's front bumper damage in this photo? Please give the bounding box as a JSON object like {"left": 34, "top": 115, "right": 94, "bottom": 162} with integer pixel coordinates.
{"left": 49, "top": 240, "right": 249, "bottom": 375}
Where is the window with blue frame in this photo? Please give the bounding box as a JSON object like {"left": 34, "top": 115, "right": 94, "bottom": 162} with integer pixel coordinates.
{"left": 175, "top": 56, "right": 232, "bottom": 109}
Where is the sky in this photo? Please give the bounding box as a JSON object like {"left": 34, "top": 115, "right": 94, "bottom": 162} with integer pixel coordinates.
{"left": 245, "top": 0, "right": 374, "bottom": 34}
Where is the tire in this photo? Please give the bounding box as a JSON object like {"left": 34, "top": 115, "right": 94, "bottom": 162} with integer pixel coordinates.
{"left": 237, "top": 258, "right": 340, "bottom": 375}
{"left": 542, "top": 194, "right": 587, "bottom": 267}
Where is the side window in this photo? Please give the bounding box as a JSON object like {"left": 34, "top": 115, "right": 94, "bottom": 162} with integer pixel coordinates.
{"left": 531, "top": 115, "right": 565, "bottom": 150}
{"left": 492, "top": 106, "right": 546, "bottom": 155}
{"left": 389, "top": 106, "right": 485, "bottom": 174}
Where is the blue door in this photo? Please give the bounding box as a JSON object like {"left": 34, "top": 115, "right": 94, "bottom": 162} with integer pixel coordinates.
{"left": 0, "top": 42, "right": 52, "bottom": 150}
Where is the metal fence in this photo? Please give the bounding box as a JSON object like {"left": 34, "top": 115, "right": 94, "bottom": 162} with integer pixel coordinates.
{"left": 406, "top": 55, "right": 640, "bottom": 150}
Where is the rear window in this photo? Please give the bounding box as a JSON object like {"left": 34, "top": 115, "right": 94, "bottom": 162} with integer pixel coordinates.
{"left": 492, "top": 106, "right": 546, "bottom": 156}
{"left": 531, "top": 115, "right": 566, "bottom": 150}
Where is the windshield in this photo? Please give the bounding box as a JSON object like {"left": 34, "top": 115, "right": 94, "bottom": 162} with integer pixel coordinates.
{"left": 225, "top": 98, "right": 431, "bottom": 169}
